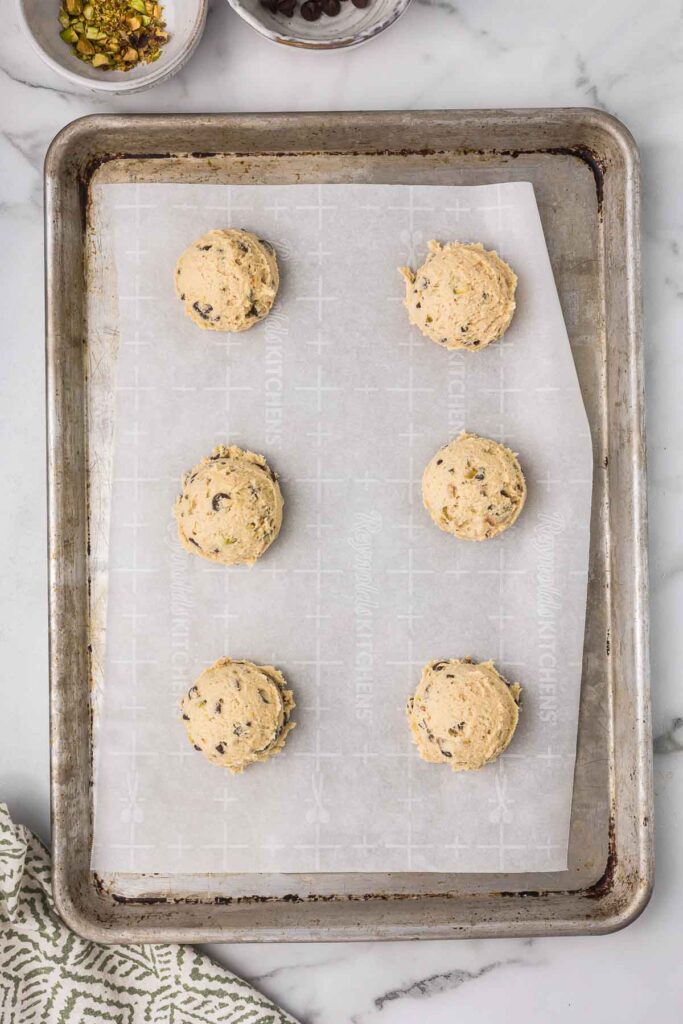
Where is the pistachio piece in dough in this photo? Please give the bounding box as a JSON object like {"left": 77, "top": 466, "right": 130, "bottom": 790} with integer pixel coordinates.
{"left": 422, "top": 432, "right": 526, "bottom": 541}
{"left": 407, "top": 658, "right": 521, "bottom": 771}
{"left": 174, "top": 228, "right": 279, "bottom": 332}
{"left": 173, "top": 445, "right": 283, "bottom": 566}
{"left": 399, "top": 240, "right": 517, "bottom": 350}
{"left": 181, "top": 658, "right": 296, "bottom": 773}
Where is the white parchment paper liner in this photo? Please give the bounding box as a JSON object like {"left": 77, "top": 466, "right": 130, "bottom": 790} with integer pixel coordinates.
{"left": 89, "top": 182, "right": 592, "bottom": 874}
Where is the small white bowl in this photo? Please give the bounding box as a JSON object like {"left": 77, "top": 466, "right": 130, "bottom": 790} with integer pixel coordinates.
{"left": 17, "top": 0, "right": 208, "bottom": 94}
{"left": 227, "top": 0, "right": 412, "bottom": 49}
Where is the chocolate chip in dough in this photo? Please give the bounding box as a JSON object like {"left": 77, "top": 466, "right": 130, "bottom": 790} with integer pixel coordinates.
{"left": 211, "top": 492, "right": 231, "bottom": 512}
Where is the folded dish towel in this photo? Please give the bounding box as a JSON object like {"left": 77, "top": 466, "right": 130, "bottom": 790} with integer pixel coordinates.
{"left": 0, "top": 803, "right": 298, "bottom": 1023}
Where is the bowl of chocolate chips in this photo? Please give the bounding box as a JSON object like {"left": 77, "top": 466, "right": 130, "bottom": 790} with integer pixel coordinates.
{"left": 227, "top": 0, "right": 412, "bottom": 48}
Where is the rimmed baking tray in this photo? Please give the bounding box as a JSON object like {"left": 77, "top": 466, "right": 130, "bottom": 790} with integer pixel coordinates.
{"left": 46, "top": 109, "right": 651, "bottom": 942}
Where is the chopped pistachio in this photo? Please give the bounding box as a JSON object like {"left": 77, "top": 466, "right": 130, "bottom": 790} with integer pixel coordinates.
{"left": 57, "top": 0, "right": 168, "bottom": 71}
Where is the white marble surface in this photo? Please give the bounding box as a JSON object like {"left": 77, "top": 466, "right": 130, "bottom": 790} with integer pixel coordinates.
{"left": 1, "top": 0, "right": 681, "bottom": 1019}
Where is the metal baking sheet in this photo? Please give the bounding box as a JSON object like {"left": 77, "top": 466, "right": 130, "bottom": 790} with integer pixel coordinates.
{"left": 46, "top": 109, "right": 652, "bottom": 942}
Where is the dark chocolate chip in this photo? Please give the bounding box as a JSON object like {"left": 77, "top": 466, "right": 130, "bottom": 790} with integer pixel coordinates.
{"left": 436, "top": 458, "right": 443, "bottom": 465}
{"left": 215, "top": 742, "right": 226, "bottom": 754}
{"left": 246, "top": 304, "right": 259, "bottom": 318}
{"left": 182, "top": 713, "right": 190, "bottom": 720}
{"left": 439, "top": 747, "right": 453, "bottom": 758}
{"left": 211, "top": 492, "right": 231, "bottom": 512}
{"left": 321, "top": 0, "right": 340, "bottom": 13}
{"left": 192, "top": 301, "right": 213, "bottom": 321}
{"left": 278, "top": 0, "right": 296, "bottom": 12}
{"left": 198, "top": 244, "right": 212, "bottom": 251}
{"left": 301, "top": 0, "right": 322, "bottom": 18}
{"left": 188, "top": 537, "right": 201, "bottom": 549}
{"left": 193, "top": 744, "right": 202, "bottom": 751}
{"left": 260, "top": 0, "right": 279, "bottom": 12}
{"left": 215, "top": 699, "right": 223, "bottom": 715}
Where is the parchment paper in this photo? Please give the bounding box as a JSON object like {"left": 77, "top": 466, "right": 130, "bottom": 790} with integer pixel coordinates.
{"left": 90, "top": 182, "right": 592, "bottom": 874}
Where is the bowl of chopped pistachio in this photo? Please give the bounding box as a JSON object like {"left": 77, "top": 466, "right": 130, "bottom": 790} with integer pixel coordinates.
{"left": 227, "top": 0, "right": 411, "bottom": 49}
{"left": 18, "top": 0, "right": 208, "bottom": 93}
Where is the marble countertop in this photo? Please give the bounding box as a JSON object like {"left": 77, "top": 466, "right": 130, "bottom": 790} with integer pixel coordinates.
{"left": 1, "top": 0, "right": 681, "bottom": 1019}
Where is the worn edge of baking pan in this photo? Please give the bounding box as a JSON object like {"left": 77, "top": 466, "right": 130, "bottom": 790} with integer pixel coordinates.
{"left": 45, "top": 109, "right": 652, "bottom": 942}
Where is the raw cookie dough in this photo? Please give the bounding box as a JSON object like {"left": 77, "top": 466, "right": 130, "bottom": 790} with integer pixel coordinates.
{"left": 407, "top": 658, "right": 521, "bottom": 771}
{"left": 173, "top": 445, "right": 283, "bottom": 566}
{"left": 422, "top": 431, "right": 526, "bottom": 541}
{"left": 174, "top": 228, "right": 279, "bottom": 332}
{"left": 399, "top": 240, "right": 517, "bottom": 350}
{"left": 181, "top": 658, "right": 296, "bottom": 773}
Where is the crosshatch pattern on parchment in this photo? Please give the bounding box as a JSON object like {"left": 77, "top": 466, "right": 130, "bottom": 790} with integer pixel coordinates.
{"left": 90, "top": 182, "right": 592, "bottom": 875}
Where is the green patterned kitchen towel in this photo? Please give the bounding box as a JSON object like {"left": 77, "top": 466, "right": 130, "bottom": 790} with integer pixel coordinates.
{"left": 0, "top": 803, "right": 298, "bottom": 1023}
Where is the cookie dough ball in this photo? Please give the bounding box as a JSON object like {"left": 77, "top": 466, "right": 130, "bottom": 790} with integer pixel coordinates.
{"left": 174, "top": 229, "right": 279, "bottom": 332}
{"left": 407, "top": 658, "right": 521, "bottom": 771}
{"left": 181, "top": 658, "right": 296, "bottom": 773}
{"left": 399, "top": 240, "right": 517, "bottom": 350}
{"left": 422, "top": 432, "right": 526, "bottom": 541}
{"left": 174, "top": 445, "right": 283, "bottom": 566}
